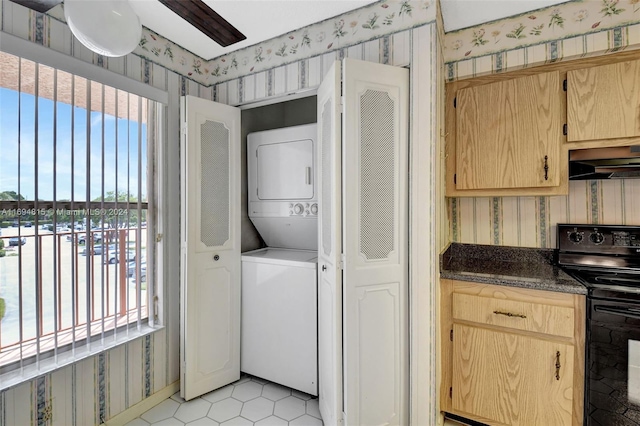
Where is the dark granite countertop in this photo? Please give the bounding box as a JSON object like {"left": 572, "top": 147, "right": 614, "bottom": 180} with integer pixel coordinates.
{"left": 440, "top": 243, "right": 587, "bottom": 295}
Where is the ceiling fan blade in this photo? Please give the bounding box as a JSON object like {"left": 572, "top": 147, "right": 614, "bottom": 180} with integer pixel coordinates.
{"left": 157, "top": 0, "right": 246, "bottom": 48}
{"left": 9, "top": 0, "right": 62, "bottom": 13}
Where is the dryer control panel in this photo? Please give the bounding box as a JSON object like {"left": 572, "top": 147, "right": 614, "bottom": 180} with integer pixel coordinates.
{"left": 290, "top": 203, "right": 318, "bottom": 217}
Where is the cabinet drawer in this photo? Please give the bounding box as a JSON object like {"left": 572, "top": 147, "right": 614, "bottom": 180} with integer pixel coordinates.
{"left": 452, "top": 292, "right": 574, "bottom": 338}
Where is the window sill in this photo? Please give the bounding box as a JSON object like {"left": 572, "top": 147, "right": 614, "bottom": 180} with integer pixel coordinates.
{"left": 0, "top": 324, "right": 164, "bottom": 392}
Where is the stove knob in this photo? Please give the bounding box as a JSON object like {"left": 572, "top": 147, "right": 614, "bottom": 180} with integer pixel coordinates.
{"left": 568, "top": 232, "right": 583, "bottom": 243}
{"left": 310, "top": 203, "right": 318, "bottom": 215}
{"left": 590, "top": 232, "right": 605, "bottom": 245}
{"left": 293, "top": 203, "right": 304, "bottom": 215}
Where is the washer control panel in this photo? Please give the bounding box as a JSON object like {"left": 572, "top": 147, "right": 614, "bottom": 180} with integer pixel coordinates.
{"left": 289, "top": 202, "right": 318, "bottom": 217}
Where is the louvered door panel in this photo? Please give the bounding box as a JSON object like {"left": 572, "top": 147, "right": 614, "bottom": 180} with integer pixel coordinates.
{"left": 342, "top": 58, "right": 409, "bottom": 426}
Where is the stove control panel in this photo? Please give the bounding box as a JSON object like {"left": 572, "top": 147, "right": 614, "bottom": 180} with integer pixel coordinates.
{"left": 613, "top": 232, "right": 640, "bottom": 247}
{"left": 559, "top": 224, "right": 640, "bottom": 255}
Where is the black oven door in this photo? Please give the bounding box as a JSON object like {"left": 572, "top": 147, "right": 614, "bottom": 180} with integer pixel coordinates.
{"left": 588, "top": 297, "right": 640, "bottom": 425}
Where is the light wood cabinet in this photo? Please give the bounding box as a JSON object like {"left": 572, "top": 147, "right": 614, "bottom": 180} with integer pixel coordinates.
{"left": 445, "top": 50, "right": 640, "bottom": 198}
{"left": 455, "top": 71, "right": 563, "bottom": 191}
{"left": 567, "top": 60, "right": 640, "bottom": 142}
{"left": 440, "top": 280, "right": 585, "bottom": 426}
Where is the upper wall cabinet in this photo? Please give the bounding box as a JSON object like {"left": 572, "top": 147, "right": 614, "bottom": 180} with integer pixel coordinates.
{"left": 567, "top": 60, "right": 640, "bottom": 142}
{"left": 450, "top": 71, "right": 565, "bottom": 195}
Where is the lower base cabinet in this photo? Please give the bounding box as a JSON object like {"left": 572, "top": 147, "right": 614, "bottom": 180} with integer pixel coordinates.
{"left": 440, "top": 279, "right": 585, "bottom": 426}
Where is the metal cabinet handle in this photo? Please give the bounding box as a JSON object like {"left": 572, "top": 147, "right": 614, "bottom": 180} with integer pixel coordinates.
{"left": 544, "top": 155, "right": 549, "bottom": 181}
{"left": 493, "top": 310, "right": 527, "bottom": 319}
{"left": 322, "top": 265, "right": 327, "bottom": 271}
{"left": 555, "top": 351, "right": 561, "bottom": 380}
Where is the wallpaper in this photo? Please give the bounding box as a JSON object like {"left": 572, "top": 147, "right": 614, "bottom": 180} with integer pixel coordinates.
{"left": 42, "top": 0, "right": 436, "bottom": 87}
{"left": 445, "top": 0, "right": 640, "bottom": 64}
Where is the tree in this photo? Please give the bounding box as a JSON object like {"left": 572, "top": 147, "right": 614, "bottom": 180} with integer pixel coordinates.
{"left": 0, "top": 191, "right": 25, "bottom": 201}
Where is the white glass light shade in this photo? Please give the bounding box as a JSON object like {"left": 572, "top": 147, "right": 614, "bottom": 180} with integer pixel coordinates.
{"left": 64, "top": 0, "right": 142, "bottom": 57}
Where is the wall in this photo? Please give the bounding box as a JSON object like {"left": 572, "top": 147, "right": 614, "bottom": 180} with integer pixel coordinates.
{"left": 0, "top": 1, "right": 441, "bottom": 425}
{"left": 445, "top": 11, "right": 640, "bottom": 248}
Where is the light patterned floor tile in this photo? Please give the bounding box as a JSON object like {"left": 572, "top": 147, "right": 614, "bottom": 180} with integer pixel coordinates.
{"left": 290, "top": 414, "right": 323, "bottom": 426}
{"left": 151, "top": 418, "right": 185, "bottom": 426}
{"left": 291, "top": 390, "right": 312, "bottom": 401}
{"left": 125, "top": 419, "right": 151, "bottom": 426}
{"left": 220, "top": 417, "right": 253, "bottom": 426}
{"left": 208, "top": 399, "right": 243, "bottom": 423}
{"left": 240, "top": 397, "right": 274, "bottom": 422}
{"left": 261, "top": 383, "right": 291, "bottom": 402}
{"left": 132, "top": 376, "right": 322, "bottom": 426}
{"left": 186, "top": 418, "right": 220, "bottom": 426}
{"left": 274, "top": 396, "right": 306, "bottom": 421}
{"left": 174, "top": 398, "right": 212, "bottom": 423}
{"left": 202, "top": 385, "right": 234, "bottom": 404}
{"left": 141, "top": 399, "right": 181, "bottom": 423}
{"left": 232, "top": 381, "right": 264, "bottom": 402}
{"left": 254, "top": 416, "right": 288, "bottom": 426}
{"left": 306, "top": 398, "right": 321, "bottom": 419}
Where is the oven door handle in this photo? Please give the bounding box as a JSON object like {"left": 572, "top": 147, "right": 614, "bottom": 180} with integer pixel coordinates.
{"left": 594, "top": 305, "right": 640, "bottom": 320}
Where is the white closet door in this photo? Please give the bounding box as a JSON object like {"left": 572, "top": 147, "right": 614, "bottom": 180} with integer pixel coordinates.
{"left": 342, "top": 58, "right": 409, "bottom": 426}
{"left": 317, "top": 61, "right": 344, "bottom": 426}
{"left": 180, "top": 95, "right": 241, "bottom": 401}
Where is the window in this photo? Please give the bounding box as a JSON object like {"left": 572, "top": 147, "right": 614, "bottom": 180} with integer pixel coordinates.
{"left": 0, "top": 51, "right": 157, "bottom": 371}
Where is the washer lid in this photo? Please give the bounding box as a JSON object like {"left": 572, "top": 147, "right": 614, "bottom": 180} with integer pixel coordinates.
{"left": 241, "top": 248, "right": 318, "bottom": 268}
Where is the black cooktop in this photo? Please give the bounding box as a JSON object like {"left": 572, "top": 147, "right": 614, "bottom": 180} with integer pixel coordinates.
{"left": 557, "top": 224, "right": 640, "bottom": 299}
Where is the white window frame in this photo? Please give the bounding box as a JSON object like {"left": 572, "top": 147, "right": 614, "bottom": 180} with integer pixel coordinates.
{"left": 0, "top": 32, "right": 168, "bottom": 390}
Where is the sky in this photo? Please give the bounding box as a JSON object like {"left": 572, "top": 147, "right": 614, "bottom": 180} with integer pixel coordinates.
{"left": 0, "top": 88, "right": 148, "bottom": 202}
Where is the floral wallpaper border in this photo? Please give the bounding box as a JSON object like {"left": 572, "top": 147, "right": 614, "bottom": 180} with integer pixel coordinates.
{"left": 444, "top": 0, "right": 640, "bottom": 63}
{"left": 130, "top": 0, "right": 434, "bottom": 86}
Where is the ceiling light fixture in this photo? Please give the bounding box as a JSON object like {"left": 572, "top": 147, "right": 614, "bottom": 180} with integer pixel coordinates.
{"left": 64, "top": 0, "right": 142, "bottom": 57}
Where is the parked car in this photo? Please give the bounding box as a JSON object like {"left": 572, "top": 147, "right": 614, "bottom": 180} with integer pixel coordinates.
{"left": 104, "top": 249, "right": 135, "bottom": 264}
{"left": 9, "top": 237, "right": 26, "bottom": 246}
{"left": 127, "top": 260, "right": 147, "bottom": 281}
{"left": 75, "top": 233, "right": 103, "bottom": 245}
{"left": 81, "top": 243, "right": 116, "bottom": 256}
{"left": 24, "top": 222, "right": 32, "bottom": 228}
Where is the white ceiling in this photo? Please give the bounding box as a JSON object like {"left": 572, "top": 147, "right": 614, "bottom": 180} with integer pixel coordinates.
{"left": 128, "top": 0, "right": 571, "bottom": 60}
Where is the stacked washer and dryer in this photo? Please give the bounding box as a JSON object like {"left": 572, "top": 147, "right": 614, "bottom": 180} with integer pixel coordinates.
{"left": 241, "top": 123, "right": 319, "bottom": 396}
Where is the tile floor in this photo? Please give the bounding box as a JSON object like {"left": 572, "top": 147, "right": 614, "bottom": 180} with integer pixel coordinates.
{"left": 127, "top": 374, "right": 323, "bottom": 426}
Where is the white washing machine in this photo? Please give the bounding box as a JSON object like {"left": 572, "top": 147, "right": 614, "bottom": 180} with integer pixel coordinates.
{"left": 240, "top": 248, "right": 318, "bottom": 395}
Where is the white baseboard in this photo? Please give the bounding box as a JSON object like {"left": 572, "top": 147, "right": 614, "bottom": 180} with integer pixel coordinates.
{"left": 102, "top": 381, "right": 180, "bottom": 426}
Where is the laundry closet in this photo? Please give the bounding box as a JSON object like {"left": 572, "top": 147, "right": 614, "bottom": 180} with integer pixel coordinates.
{"left": 239, "top": 97, "right": 319, "bottom": 396}
{"left": 180, "top": 58, "right": 409, "bottom": 426}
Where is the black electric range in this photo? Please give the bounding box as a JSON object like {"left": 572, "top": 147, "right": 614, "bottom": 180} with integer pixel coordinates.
{"left": 558, "top": 224, "right": 640, "bottom": 426}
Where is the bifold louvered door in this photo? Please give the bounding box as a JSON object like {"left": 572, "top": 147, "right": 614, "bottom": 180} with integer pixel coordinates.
{"left": 317, "top": 58, "right": 409, "bottom": 426}
{"left": 180, "top": 95, "right": 241, "bottom": 401}
{"left": 317, "top": 61, "right": 343, "bottom": 426}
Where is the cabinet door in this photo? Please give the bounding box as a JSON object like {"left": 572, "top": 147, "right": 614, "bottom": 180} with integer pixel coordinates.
{"left": 455, "top": 71, "right": 563, "bottom": 190}
{"left": 452, "top": 324, "right": 574, "bottom": 426}
{"left": 567, "top": 60, "right": 640, "bottom": 142}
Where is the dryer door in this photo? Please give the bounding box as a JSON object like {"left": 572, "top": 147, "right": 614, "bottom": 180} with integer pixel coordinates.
{"left": 257, "top": 139, "right": 314, "bottom": 200}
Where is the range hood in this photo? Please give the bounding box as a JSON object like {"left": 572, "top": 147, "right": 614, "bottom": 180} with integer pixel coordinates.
{"left": 569, "top": 146, "right": 640, "bottom": 180}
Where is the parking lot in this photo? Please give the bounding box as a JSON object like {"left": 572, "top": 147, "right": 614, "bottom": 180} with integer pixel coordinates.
{"left": 0, "top": 225, "right": 147, "bottom": 348}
